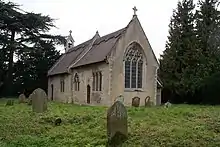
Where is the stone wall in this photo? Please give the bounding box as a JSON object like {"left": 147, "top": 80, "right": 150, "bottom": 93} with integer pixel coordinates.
{"left": 109, "top": 16, "right": 159, "bottom": 106}
{"left": 71, "top": 63, "right": 111, "bottom": 105}
{"left": 48, "top": 74, "right": 72, "bottom": 103}
{"left": 48, "top": 62, "right": 111, "bottom": 105}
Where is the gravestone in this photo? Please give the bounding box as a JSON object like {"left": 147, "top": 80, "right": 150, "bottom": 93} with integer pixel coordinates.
{"left": 31, "top": 88, "right": 48, "bottom": 113}
{"left": 114, "top": 95, "right": 124, "bottom": 104}
{"left": 145, "top": 96, "right": 151, "bottom": 106}
{"left": 164, "top": 101, "right": 172, "bottom": 108}
{"left": 18, "top": 94, "right": 26, "bottom": 103}
{"left": 107, "top": 101, "right": 128, "bottom": 146}
{"left": 132, "top": 97, "right": 140, "bottom": 107}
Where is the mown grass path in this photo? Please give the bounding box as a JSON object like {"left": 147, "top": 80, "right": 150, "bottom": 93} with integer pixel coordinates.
{"left": 0, "top": 99, "right": 220, "bottom": 147}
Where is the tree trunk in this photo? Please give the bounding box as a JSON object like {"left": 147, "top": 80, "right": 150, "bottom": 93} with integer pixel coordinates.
{"left": 5, "top": 30, "right": 15, "bottom": 96}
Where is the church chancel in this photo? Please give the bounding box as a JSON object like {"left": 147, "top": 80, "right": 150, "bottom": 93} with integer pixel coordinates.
{"left": 47, "top": 7, "right": 162, "bottom": 106}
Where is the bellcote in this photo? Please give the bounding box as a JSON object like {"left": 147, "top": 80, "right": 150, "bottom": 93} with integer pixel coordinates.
{"left": 65, "top": 30, "right": 75, "bottom": 52}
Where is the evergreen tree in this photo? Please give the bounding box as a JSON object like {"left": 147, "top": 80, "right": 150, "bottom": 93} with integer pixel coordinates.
{"left": 13, "top": 40, "right": 61, "bottom": 95}
{"left": 195, "top": 0, "right": 220, "bottom": 77}
{"left": 159, "top": 0, "right": 196, "bottom": 103}
{"left": 0, "top": 0, "right": 64, "bottom": 96}
{"left": 194, "top": 0, "right": 220, "bottom": 103}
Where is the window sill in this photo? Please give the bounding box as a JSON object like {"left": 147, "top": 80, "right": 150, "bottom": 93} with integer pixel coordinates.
{"left": 124, "top": 89, "right": 144, "bottom": 92}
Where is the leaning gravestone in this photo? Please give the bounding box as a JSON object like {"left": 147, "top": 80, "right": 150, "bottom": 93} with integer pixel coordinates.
{"left": 18, "top": 94, "right": 26, "bottom": 103}
{"left": 30, "top": 88, "right": 48, "bottom": 113}
{"left": 107, "top": 100, "right": 128, "bottom": 146}
{"left": 132, "top": 97, "right": 140, "bottom": 107}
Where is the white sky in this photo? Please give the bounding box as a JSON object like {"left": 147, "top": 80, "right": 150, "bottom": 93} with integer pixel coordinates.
{"left": 9, "top": 0, "right": 189, "bottom": 59}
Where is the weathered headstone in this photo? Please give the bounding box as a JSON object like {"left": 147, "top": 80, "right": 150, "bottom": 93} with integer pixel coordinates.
{"left": 164, "top": 101, "right": 172, "bottom": 108}
{"left": 31, "top": 88, "right": 48, "bottom": 113}
{"left": 114, "top": 95, "right": 124, "bottom": 104}
{"left": 107, "top": 101, "right": 128, "bottom": 146}
{"left": 132, "top": 97, "right": 140, "bottom": 107}
{"left": 145, "top": 96, "right": 151, "bottom": 106}
{"left": 18, "top": 94, "right": 26, "bottom": 103}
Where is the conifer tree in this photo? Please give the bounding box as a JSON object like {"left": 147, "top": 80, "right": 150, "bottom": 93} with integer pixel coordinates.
{"left": 194, "top": 0, "right": 220, "bottom": 103}
{"left": 0, "top": 0, "right": 64, "bottom": 96}
{"left": 159, "top": 0, "right": 196, "bottom": 102}
{"left": 195, "top": 0, "right": 220, "bottom": 78}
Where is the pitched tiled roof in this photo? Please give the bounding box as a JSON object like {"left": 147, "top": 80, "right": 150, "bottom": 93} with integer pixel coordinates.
{"left": 48, "top": 38, "right": 93, "bottom": 76}
{"left": 71, "top": 28, "right": 126, "bottom": 68}
{"left": 48, "top": 28, "right": 126, "bottom": 76}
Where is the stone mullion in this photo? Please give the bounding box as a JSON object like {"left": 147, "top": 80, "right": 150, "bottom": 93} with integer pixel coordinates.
{"left": 129, "top": 60, "right": 132, "bottom": 88}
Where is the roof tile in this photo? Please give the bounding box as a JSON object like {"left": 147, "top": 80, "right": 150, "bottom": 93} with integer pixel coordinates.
{"left": 48, "top": 28, "right": 126, "bottom": 76}
{"left": 48, "top": 39, "right": 93, "bottom": 76}
{"left": 72, "top": 28, "right": 126, "bottom": 68}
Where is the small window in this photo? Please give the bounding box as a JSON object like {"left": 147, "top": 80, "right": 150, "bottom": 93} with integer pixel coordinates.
{"left": 60, "top": 78, "right": 65, "bottom": 92}
{"left": 74, "top": 73, "right": 80, "bottom": 91}
{"left": 93, "top": 71, "right": 102, "bottom": 91}
{"left": 92, "top": 73, "right": 95, "bottom": 91}
{"left": 99, "top": 72, "right": 102, "bottom": 91}
{"left": 96, "top": 72, "right": 99, "bottom": 91}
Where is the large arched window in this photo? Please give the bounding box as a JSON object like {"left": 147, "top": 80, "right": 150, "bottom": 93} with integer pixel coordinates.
{"left": 74, "top": 73, "right": 80, "bottom": 91}
{"left": 124, "top": 43, "right": 143, "bottom": 89}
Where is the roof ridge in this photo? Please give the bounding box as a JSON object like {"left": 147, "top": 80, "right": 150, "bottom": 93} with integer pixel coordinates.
{"left": 66, "top": 38, "right": 92, "bottom": 53}
{"left": 71, "top": 27, "right": 128, "bottom": 68}
{"left": 66, "top": 31, "right": 101, "bottom": 54}
{"left": 92, "top": 27, "right": 126, "bottom": 46}
{"left": 100, "top": 27, "right": 125, "bottom": 39}
{"left": 68, "top": 33, "right": 100, "bottom": 70}
{"left": 104, "top": 22, "right": 132, "bottom": 58}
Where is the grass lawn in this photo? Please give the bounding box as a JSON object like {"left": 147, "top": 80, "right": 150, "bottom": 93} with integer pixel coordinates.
{"left": 0, "top": 99, "right": 220, "bottom": 147}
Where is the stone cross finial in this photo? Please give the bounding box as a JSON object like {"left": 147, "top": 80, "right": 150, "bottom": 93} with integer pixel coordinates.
{"left": 133, "top": 6, "right": 138, "bottom": 15}
{"left": 69, "top": 30, "right": 72, "bottom": 35}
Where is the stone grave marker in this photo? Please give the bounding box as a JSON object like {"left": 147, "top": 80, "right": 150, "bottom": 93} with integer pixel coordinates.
{"left": 132, "top": 97, "right": 140, "bottom": 107}
{"left": 31, "top": 88, "right": 48, "bottom": 113}
{"left": 114, "top": 95, "right": 124, "bottom": 104}
{"left": 18, "top": 94, "right": 26, "bottom": 103}
{"left": 107, "top": 100, "right": 128, "bottom": 146}
{"left": 145, "top": 96, "right": 151, "bottom": 106}
{"left": 164, "top": 101, "right": 172, "bottom": 108}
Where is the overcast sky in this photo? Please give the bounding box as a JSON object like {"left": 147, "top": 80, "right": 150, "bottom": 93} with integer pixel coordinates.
{"left": 9, "top": 0, "right": 191, "bottom": 59}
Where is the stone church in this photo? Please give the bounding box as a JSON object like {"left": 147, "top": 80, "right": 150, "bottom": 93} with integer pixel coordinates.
{"left": 47, "top": 7, "right": 162, "bottom": 106}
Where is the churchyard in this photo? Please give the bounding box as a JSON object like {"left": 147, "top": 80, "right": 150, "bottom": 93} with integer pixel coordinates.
{"left": 0, "top": 93, "right": 220, "bottom": 147}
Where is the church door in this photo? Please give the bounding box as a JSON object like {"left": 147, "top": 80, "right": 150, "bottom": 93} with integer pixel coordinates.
{"left": 87, "top": 85, "right": 91, "bottom": 104}
{"left": 51, "top": 84, "right": 54, "bottom": 101}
